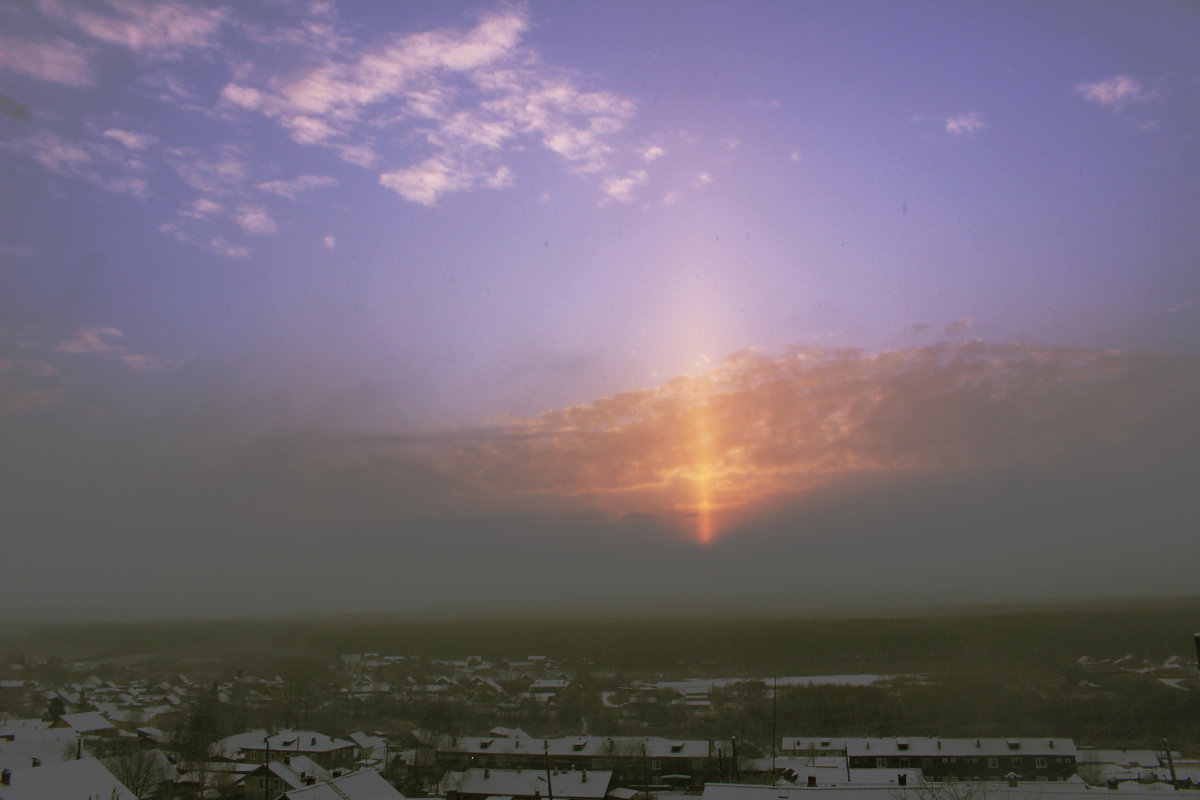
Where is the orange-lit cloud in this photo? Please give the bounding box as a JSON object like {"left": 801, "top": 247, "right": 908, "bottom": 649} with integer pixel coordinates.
{"left": 387, "top": 341, "right": 1198, "bottom": 543}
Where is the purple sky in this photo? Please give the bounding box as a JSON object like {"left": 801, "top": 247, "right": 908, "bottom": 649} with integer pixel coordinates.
{"left": 1, "top": 1, "right": 1198, "bottom": 619}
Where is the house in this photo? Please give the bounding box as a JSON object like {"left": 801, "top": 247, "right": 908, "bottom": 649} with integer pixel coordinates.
{"left": 241, "top": 757, "right": 331, "bottom": 797}
{"left": 0, "top": 756, "right": 136, "bottom": 800}
{"left": 220, "top": 729, "right": 357, "bottom": 770}
{"left": 441, "top": 767, "right": 612, "bottom": 800}
{"left": 50, "top": 712, "right": 115, "bottom": 737}
{"left": 279, "top": 768, "right": 404, "bottom": 800}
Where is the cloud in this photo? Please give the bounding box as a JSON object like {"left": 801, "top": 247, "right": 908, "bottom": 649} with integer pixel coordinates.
{"left": 641, "top": 145, "right": 665, "bottom": 162}
{"left": 166, "top": 145, "right": 247, "bottom": 195}
{"left": 56, "top": 326, "right": 124, "bottom": 354}
{"left": 37, "top": 0, "right": 226, "bottom": 57}
{"left": 322, "top": 234, "right": 336, "bottom": 250}
{"left": 945, "top": 111, "right": 984, "bottom": 135}
{"left": 943, "top": 317, "right": 975, "bottom": 336}
{"left": 384, "top": 343, "right": 1200, "bottom": 542}
{"left": 220, "top": 6, "right": 639, "bottom": 204}
{"left": 159, "top": 221, "right": 249, "bottom": 258}
{"left": 1075, "top": 74, "right": 1154, "bottom": 112}
{"left": 601, "top": 170, "right": 647, "bottom": 204}
{"left": 5, "top": 132, "right": 150, "bottom": 197}
{"left": 911, "top": 323, "right": 932, "bottom": 335}
{"left": 233, "top": 206, "right": 276, "bottom": 235}
{"left": 379, "top": 156, "right": 512, "bottom": 206}
{"left": 102, "top": 128, "right": 155, "bottom": 150}
{"left": 256, "top": 175, "right": 337, "bottom": 200}
{"left": 181, "top": 197, "right": 222, "bottom": 219}
{"left": 0, "top": 33, "right": 92, "bottom": 86}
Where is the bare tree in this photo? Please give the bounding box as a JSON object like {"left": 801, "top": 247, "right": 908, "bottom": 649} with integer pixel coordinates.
{"left": 106, "top": 747, "right": 168, "bottom": 799}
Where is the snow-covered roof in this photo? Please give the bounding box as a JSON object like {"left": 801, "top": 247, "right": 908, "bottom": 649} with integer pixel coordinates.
{"left": 219, "top": 729, "right": 355, "bottom": 757}
{"left": 781, "top": 738, "right": 1078, "bottom": 759}
{"left": 454, "top": 735, "right": 722, "bottom": 760}
{"left": 280, "top": 768, "right": 404, "bottom": 800}
{"left": 443, "top": 768, "right": 612, "bottom": 800}
{"left": 0, "top": 756, "right": 136, "bottom": 800}
{"left": 53, "top": 712, "right": 113, "bottom": 734}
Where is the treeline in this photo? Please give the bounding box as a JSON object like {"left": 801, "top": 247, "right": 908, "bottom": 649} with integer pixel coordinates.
{"left": 11, "top": 598, "right": 1199, "bottom": 676}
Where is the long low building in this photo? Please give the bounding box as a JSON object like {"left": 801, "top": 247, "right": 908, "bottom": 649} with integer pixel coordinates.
{"left": 703, "top": 782, "right": 1167, "bottom": 800}
{"left": 781, "top": 738, "right": 1078, "bottom": 782}
{"left": 424, "top": 729, "right": 734, "bottom": 787}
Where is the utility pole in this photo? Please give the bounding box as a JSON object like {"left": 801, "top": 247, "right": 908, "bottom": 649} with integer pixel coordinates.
{"left": 642, "top": 741, "right": 650, "bottom": 797}
{"left": 544, "top": 740, "right": 554, "bottom": 800}
{"left": 1162, "top": 739, "right": 1178, "bottom": 790}
{"left": 771, "top": 676, "right": 777, "bottom": 776}
{"left": 264, "top": 735, "right": 271, "bottom": 800}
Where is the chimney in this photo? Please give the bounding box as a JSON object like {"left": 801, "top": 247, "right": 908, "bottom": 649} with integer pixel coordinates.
{"left": 937, "top": 740, "right": 942, "bottom": 751}
{"left": 311, "top": 737, "right": 317, "bottom": 746}
{"left": 31, "top": 757, "right": 40, "bottom": 768}
{"left": 1, "top": 768, "right": 10, "bottom": 785}
{"left": 899, "top": 774, "right": 907, "bottom": 787}
{"left": 583, "top": 770, "right": 588, "bottom": 783}
{"left": 485, "top": 769, "right": 490, "bottom": 779}
{"left": 807, "top": 776, "right": 817, "bottom": 787}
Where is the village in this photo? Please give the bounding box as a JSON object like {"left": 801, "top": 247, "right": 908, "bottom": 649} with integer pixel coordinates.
{"left": 1, "top": 641, "right": 1197, "bottom": 800}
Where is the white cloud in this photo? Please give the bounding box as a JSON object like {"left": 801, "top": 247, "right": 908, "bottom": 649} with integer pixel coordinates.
{"left": 6, "top": 132, "right": 149, "bottom": 197}
{"left": 789, "top": 150, "right": 802, "bottom": 163}
{"left": 167, "top": 146, "right": 247, "bottom": 195}
{"left": 38, "top": 0, "right": 226, "bottom": 57}
{"left": 234, "top": 206, "right": 276, "bottom": 235}
{"left": 0, "top": 34, "right": 92, "bottom": 86}
{"left": 322, "top": 234, "right": 336, "bottom": 250}
{"left": 159, "top": 221, "right": 249, "bottom": 258}
{"left": 601, "top": 170, "right": 647, "bottom": 204}
{"left": 222, "top": 6, "right": 639, "bottom": 204}
{"left": 182, "top": 197, "right": 222, "bottom": 218}
{"left": 695, "top": 171, "right": 713, "bottom": 186}
{"left": 336, "top": 143, "right": 378, "bottom": 168}
{"left": 256, "top": 174, "right": 337, "bottom": 200}
{"left": 945, "top": 111, "right": 985, "bottom": 135}
{"left": 378, "top": 156, "right": 475, "bottom": 206}
{"left": 56, "top": 326, "right": 124, "bottom": 354}
{"left": 641, "top": 145, "right": 665, "bottom": 162}
{"left": 102, "top": 128, "right": 155, "bottom": 150}
{"left": 220, "top": 83, "right": 265, "bottom": 111}
{"left": 1075, "top": 74, "right": 1155, "bottom": 112}
{"left": 207, "top": 236, "right": 248, "bottom": 259}
{"left": 55, "top": 325, "right": 169, "bottom": 371}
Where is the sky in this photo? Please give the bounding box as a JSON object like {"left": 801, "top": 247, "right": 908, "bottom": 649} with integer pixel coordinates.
{"left": 1, "top": 0, "right": 1199, "bottom": 620}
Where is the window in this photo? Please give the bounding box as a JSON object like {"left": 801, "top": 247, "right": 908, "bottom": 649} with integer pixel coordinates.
{"left": 1036, "top": 758, "right": 1047, "bottom": 768}
{"left": 988, "top": 758, "right": 998, "bottom": 768}
{"left": 1013, "top": 758, "right": 1023, "bottom": 767}
{"left": 877, "top": 758, "right": 887, "bottom": 768}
